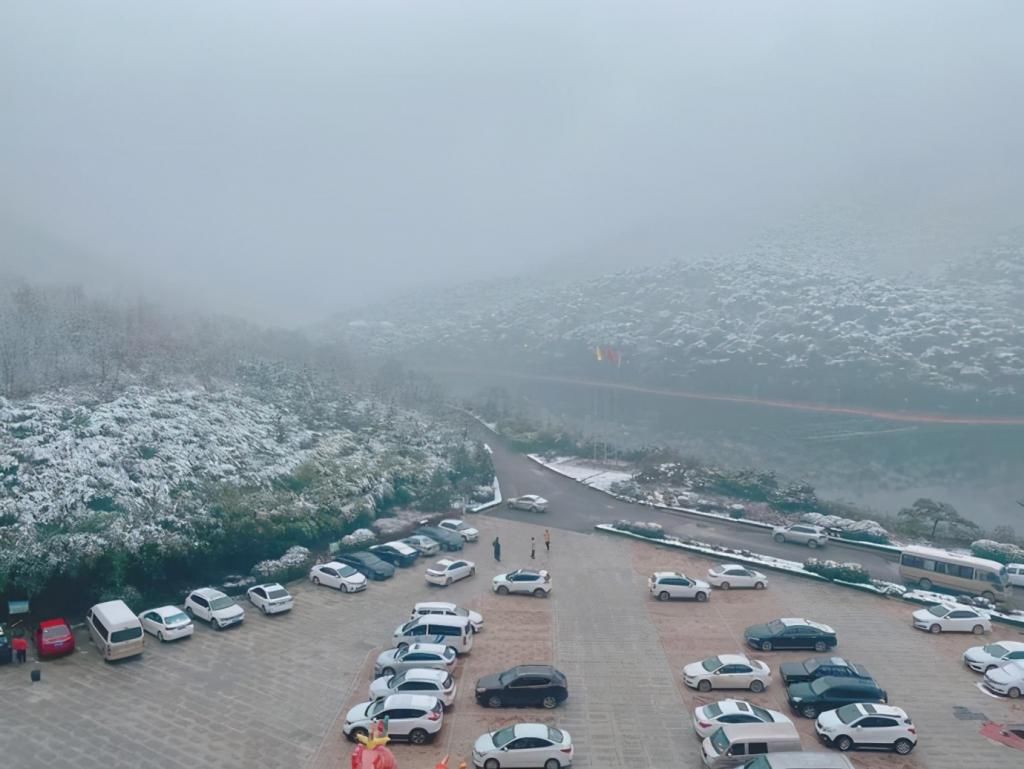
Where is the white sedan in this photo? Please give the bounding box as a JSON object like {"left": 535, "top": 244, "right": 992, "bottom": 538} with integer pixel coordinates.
{"left": 692, "top": 699, "right": 792, "bottom": 738}
{"left": 309, "top": 561, "right": 368, "bottom": 592}
{"left": 472, "top": 723, "right": 574, "bottom": 769}
{"left": 963, "top": 641, "right": 1024, "bottom": 672}
{"left": 984, "top": 660, "right": 1024, "bottom": 698}
{"left": 369, "top": 668, "right": 457, "bottom": 708}
{"left": 683, "top": 654, "right": 772, "bottom": 692}
{"left": 707, "top": 564, "right": 768, "bottom": 590}
{"left": 246, "top": 583, "right": 294, "bottom": 614}
{"left": 440, "top": 518, "right": 480, "bottom": 542}
{"left": 425, "top": 558, "right": 476, "bottom": 586}
{"left": 138, "top": 606, "right": 194, "bottom": 642}
{"left": 403, "top": 534, "right": 441, "bottom": 557}
{"left": 506, "top": 494, "right": 549, "bottom": 513}
{"left": 912, "top": 604, "right": 991, "bottom": 634}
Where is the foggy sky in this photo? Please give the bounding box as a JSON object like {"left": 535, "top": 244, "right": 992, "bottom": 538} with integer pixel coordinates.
{"left": 3, "top": 1, "right": 1023, "bottom": 326}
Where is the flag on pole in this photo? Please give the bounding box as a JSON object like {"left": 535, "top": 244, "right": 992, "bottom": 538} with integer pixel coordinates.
{"left": 595, "top": 346, "right": 603, "bottom": 361}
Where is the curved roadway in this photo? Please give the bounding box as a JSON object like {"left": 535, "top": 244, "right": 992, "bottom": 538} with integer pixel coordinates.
{"left": 477, "top": 429, "right": 902, "bottom": 582}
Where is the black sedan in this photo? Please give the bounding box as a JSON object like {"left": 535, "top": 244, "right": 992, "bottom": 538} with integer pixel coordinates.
{"left": 786, "top": 676, "right": 887, "bottom": 718}
{"left": 475, "top": 665, "right": 568, "bottom": 709}
{"left": 780, "top": 656, "right": 871, "bottom": 685}
{"left": 335, "top": 552, "right": 396, "bottom": 581}
{"left": 369, "top": 542, "right": 419, "bottom": 568}
{"left": 417, "top": 525, "right": 463, "bottom": 552}
{"left": 744, "top": 618, "right": 837, "bottom": 652}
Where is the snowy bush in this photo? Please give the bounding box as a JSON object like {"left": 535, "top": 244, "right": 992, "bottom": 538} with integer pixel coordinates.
{"left": 804, "top": 558, "right": 871, "bottom": 584}
{"left": 801, "top": 512, "right": 890, "bottom": 544}
{"left": 340, "top": 528, "right": 377, "bottom": 550}
{"left": 613, "top": 520, "right": 665, "bottom": 539}
{"left": 251, "top": 546, "right": 312, "bottom": 583}
{"left": 971, "top": 539, "right": 1024, "bottom": 565}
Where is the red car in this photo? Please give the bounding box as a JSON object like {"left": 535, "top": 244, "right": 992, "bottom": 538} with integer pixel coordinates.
{"left": 34, "top": 618, "right": 76, "bottom": 659}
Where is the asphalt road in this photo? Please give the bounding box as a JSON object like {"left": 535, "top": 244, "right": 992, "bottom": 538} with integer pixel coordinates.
{"left": 477, "top": 429, "right": 903, "bottom": 582}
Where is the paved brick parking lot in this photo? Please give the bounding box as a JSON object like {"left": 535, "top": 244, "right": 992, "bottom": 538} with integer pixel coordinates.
{"left": 2, "top": 517, "right": 1023, "bottom": 769}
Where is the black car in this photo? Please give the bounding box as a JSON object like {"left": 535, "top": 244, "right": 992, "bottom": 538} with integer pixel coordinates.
{"left": 780, "top": 656, "right": 871, "bottom": 685}
{"left": 369, "top": 543, "right": 419, "bottom": 568}
{"left": 744, "top": 618, "right": 837, "bottom": 652}
{"left": 475, "top": 665, "right": 569, "bottom": 709}
{"left": 786, "top": 675, "right": 888, "bottom": 718}
{"left": 336, "top": 551, "right": 396, "bottom": 581}
{"left": 417, "top": 525, "right": 463, "bottom": 552}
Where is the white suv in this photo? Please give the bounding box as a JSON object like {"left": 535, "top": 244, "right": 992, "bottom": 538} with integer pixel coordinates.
{"left": 815, "top": 703, "right": 917, "bottom": 754}
{"left": 439, "top": 518, "right": 480, "bottom": 542}
{"left": 649, "top": 571, "right": 711, "bottom": 602}
{"left": 343, "top": 693, "right": 444, "bottom": 744}
{"left": 184, "top": 588, "right": 245, "bottom": 630}
{"left": 246, "top": 583, "right": 294, "bottom": 615}
{"left": 772, "top": 524, "right": 828, "bottom": 548}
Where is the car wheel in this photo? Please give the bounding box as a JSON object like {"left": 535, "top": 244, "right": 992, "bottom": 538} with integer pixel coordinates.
{"left": 544, "top": 759, "right": 560, "bottom": 769}
{"left": 894, "top": 738, "right": 915, "bottom": 754}
{"left": 774, "top": 534, "right": 785, "bottom": 543}
{"left": 719, "top": 582, "right": 730, "bottom": 590}
{"left": 929, "top": 624, "right": 942, "bottom": 634}
{"left": 506, "top": 501, "right": 514, "bottom": 508}
{"left": 533, "top": 588, "right": 547, "bottom": 598}
{"left": 312, "top": 576, "right": 320, "bottom": 586}
{"left": 185, "top": 606, "right": 194, "bottom": 617}
{"left": 488, "top": 694, "right": 503, "bottom": 708}
{"left": 213, "top": 619, "right": 222, "bottom": 631}
{"left": 541, "top": 695, "right": 558, "bottom": 709}
{"left": 697, "top": 680, "right": 712, "bottom": 692}
{"left": 918, "top": 577, "right": 932, "bottom": 590}
{"left": 1009, "top": 686, "right": 1022, "bottom": 699}
{"left": 754, "top": 581, "right": 765, "bottom": 590}
{"left": 497, "top": 585, "right": 509, "bottom": 595}
{"left": 157, "top": 631, "right": 164, "bottom": 642}
{"left": 261, "top": 605, "right": 268, "bottom": 615}
{"left": 761, "top": 641, "right": 773, "bottom": 652}
{"left": 381, "top": 667, "right": 395, "bottom": 677}
{"left": 749, "top": 680, "right": 765, "bottom": 693}
{"left": 835, "top": 736, "right": 853, "bottom": 752}
{"left": 341, "top": 582, "right": 350, "bottom": 593}
{"left": 409, "top": 728, "right": 429, "bottom": 745}
{"left": 445, "top": 577, "right": 452, "bottom": 586}
{"left": 814, "top": 641, "right": 828, "bottom": 652}
{"left": 696, "top": 591, "right": 708, "bottom": 602}
{"left": 658, "top": 591, "right": 670, "bottom": 601}
{"left": 470, "top": 567, "right": 476, "bottom": 576}
{"left": 484, "top": 760, "right": 500, "bottom": 769}
{"left": 972, "top": 624, "right": 985, "bottom": 635}
{"left": 982, "top": 590, "right": 996, "bottom": 602}
{"left": 530, "top": 506, "right": 539, "bottom": 512}
{"left": 808, "top": 540, "right": 818, "bottom": 549}
{"left": 349, "top": 727, "right": 368, "bottom": 743}
{"left": 985, "top": 665, "right": 997, "bottom": 672}
{"left": 800, "top": 705, "right": 817, "bottom": 718}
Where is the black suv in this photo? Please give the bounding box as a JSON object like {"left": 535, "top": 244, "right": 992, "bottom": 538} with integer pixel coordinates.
{"left": 745, "top": 618, "right": 837, "bottom": 652}
{"left": 335, "top": 551, "right": 395, "bottom": 580}
{"left": 416, "top": 525, "right": 463, "bottom": 552}
{"left": 786, "top": 675, "right": 887, "bottom": 718}
{"left": 369, "top": 543, "right": 419, "bottom": 568}
{"left": 475, "top": 665, "right": 569, "bottom": 709}
{"left": 780, "top": 656, "right": 871, "bottom": 685}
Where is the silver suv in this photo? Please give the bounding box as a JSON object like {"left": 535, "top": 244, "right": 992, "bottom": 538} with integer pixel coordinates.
{"left": 772, "top": 524, "right": 828, "bottom": 548}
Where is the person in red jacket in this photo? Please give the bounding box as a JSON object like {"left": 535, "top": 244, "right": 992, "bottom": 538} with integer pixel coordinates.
{"left": 12, "top": 635, "right": 28, "bottom": 664}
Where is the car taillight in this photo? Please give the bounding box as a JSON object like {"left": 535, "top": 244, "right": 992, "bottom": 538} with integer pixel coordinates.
{"left": 699, "top": 721, "right": 712, "bottom": 729}
{"left": 907, "top": 727, "right": 916, "bottom": 734}
{"left": 427, "top": 709, "right": 441, "bottom": 721}
{"left": 560, "top": 747, "right": 573, "bottom": 754}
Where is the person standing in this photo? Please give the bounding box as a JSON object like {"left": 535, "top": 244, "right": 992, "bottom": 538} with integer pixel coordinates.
{"left": 544, "top": 528, "right": 551, "bottom": 552}
{"left": 530, "top": 536, "right": 536, "bottom": 560}
{"left": 492, "top": 536, "right": 501, "bottom": 562}
{"left": 12, "top": 635, "right": 28, "bottom": 664}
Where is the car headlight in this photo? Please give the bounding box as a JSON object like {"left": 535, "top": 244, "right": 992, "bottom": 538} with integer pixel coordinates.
{"left": 476, "top": 687, "right": 486, "bottom": 693}
{"left": 791, "top": 696, "right": 802, "bottom": 702}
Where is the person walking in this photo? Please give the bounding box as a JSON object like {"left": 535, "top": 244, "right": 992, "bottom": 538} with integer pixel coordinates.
{"left": 544, "top": 528, "right": 551, "bottom": 552}
{"left": 12, "top": 635, "right": 28, "bottom": 664}
{"left": 530, "top": 536, "right": 536, "bottom": 560}
{"left": 492, "top": 536, "right": 501, "bottom": 562}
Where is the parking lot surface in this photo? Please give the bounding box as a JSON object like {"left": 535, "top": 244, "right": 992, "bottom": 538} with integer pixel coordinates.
{"left": 2, "top": 516, "right": 1023, "bottom": 769}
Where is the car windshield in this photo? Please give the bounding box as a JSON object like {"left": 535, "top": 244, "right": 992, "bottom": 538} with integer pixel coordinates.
{"left": 388, "top": 672, "right": 406, "bottom": 686}
{"left": 701, "top": 656, "right": 722, "bottom": 672}
{"left": 338, "top": 565, "right": 358, "bottom": 577}
{"left": 164, "top": 611, "right": 189, "bottom": 624}
{"left": 110, "top": 626, "right": 143, "bottom": 643}
{"left": 750, "top": 705, "right": 772, "bottom": 721}
{"left": 704, "top": 703, "right": 722, "bottom": 717}
{"left": 926, "top": 605, "right": 949, "bottom": 617}
{"left": 835, "top": 704, "right": 861, "bottom": 724}
{"left": 268, "top": 589, "right": 289, "bottom": 600}
{"left": 453, "top": 608, "right": 469, "bottom": 617}
{"left": 983, "top": 644, "right": 1008, "bottom": 656}
{"left": 430, "top": 561, "right": 448, "bottom": 571}
{"left": 766, "top": 620, "right": 785, "bottom": 634}
{"left": 805, "top": 659, "right": 821, "bottom": 673}
{"left": 741, "top": 758, "right": 771, "bottom": 769}
{"left": 709, "top": 727, "right": 730, "bottom": 754}
{"left": 547, "top": 726, "right": 564, "bottom": 743}
{"left": 492, "top": 726, "right": 516, "bottom": 748}
{"left": 448, "top": 521, "right": 467, "bottom": 530}
{"left": 809, "top": 678, "right": 831, "bottom": 694}
{"left": 368, "top": 699, "right": 387, "bottom": 718}
{"left": 41, "top": 625, "right": 70, "bottom": 640}
{"left": 210, "top": 596, "right": 236, "bottom": 611}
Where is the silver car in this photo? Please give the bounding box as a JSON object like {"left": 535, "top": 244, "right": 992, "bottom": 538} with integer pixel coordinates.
{"left": 402, "top": 534, "right": 441, "bottom": 556}
{"left": 772, "top": 524, "right": 828, "bottom": 548}
{"left": 374, "top": 642, "right": 457, "bottom": 677}
{"left": 506, "top": 494, "right": 549, "bottom": 513}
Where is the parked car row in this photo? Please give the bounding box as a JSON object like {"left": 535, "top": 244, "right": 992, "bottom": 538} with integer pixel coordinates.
{"left": 962, "top": 640, "right": 1024, "bottom": 698}
{"left": 649, "top": 564, "right": 769, "bottom": 602}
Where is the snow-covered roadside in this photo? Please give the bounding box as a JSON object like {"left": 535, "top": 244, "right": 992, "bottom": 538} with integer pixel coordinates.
{"left": 597, "top": 523, "right": 1024, "bottom": 628}
{"left": 467, "top": 476, "right": 502, "bottom": 513}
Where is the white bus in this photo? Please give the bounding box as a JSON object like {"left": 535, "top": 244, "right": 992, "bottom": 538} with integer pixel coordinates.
{"left": 898, "top": 545, "right": 1011, "bottom": 602}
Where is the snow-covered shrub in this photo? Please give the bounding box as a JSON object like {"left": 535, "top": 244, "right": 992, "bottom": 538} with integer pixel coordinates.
{"left": 471, "top": 484, "right": 496, "bottom": 503}
{"left": 971, "top": 539, "right": 1024, "bottom": 564}
{"left": 804, "top": 558, "right": 870, "bottom": 584}
{"left": 728, "top": 504, "right": 746, "bottom": 520}
{"left": 801, "top": 512, "right": 890, "bottom": 544}
{"left": 251, "top": 546, "right": 312, "bottom": 583}
{"left": 339, "top": 527, "right": 377, "bottom": 550}
{"left": 613, "top": 520, "right": 665, "bottom": 539}
{"left": 609, "top": 480, "right": 643, "bottom": 500}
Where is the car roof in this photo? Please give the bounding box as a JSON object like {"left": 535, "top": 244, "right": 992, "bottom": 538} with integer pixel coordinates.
{"left": 653, "top": 571, "right": 685, "bottom": 579}
{"left": 191, "top": 587, "right": 225, "bottom": 598}
{"left": 750, "top": 753, "right": 855, "bottom": 769}
{"left": 414, "top": 601, "right": 458, "bottom": 611}
{"left": 435, "top": 558, "right": 456, "bottom": 566}
{"left": 991, "top": 641, "right": 1024, "bottom": 651}
{"left": 511, "top": 664, "right": 561, "bottom": 677}
{"left": 716, "top": 654, "right": 753, "bottom": 666}
{"left": 440, "top": 518, "right": 469, "bottom": 526}
{"left": 715, "top": 564, "right": 748, "bottom": 570}
{"left": 717, "top": 722, "right": 799, "bottom": 740}
{"left": 780, "top": 618, "right": 834, "bottom": 633}
{"left": 381, "top": 693, "right": 440, "bottom": 709}
{"left": 406, "top": 642, "right": 452, "bottom": 654}
{"left": 153, "top": 605, "right": 187, "bottom": 617}
{"left": 815, "top": 676, "right": 880, "bottom": 689}
{"left": 384, "top": 540, "right": 417, "bottom": 552}
{"left": 399, "top": 668, "right": 449, "bottom": 682}
{"left": 711, "top": 699, "right": 756, "bottom": 715}
{"left": 852, "top": 703, "right": 907, "bottom": 718}
{"left": 513, "top": 723, "right": 553, "bottom": 739}
{"left": 321, "top": 561, "right": 351, "bottom": 569}
{"left": 38, "top": 617, "right": 71, "bottom": 629}
{"left": 509, "top": 569, "right": 545, "bottom": 577}
{"left": 253, "top": 582, "right": 285, "bottom": 591}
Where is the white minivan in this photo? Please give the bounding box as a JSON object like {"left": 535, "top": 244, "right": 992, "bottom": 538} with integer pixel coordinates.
{"left": 393, "top": 615, "right": 474, "bottom": 655}
{"left": 702, "top": 722, "right": 802, "bottom": 769}
{"left": 86, "top": 600, "right": 145, "bottom": 661}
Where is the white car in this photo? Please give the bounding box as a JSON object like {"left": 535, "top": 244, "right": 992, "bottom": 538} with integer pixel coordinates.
{"left": 440, "top": 518, "right": 480, "bottom": 542}
{"left": 706, "top": 564, "right": 768, "bottom": 590}
{"left": 493, "top": 569, "right": 551, "bottom": 597}
{"left": 1007, "top": 563, "right": 1024, "bottom": 587}
{"left": 184, "top": 587, "right": 245, "bottom": 630}
{"left": 342, "top": 693, "right": 444, "bottom": 744}
{"left": 374, "top": 643, "right": 458, "bottom": 677}
{"left": 963, "top": 641, "right": 1024, "bottom": 672}
{"left": 649, "top": 571, "right": 711, "bottom": 601}
{"left": 138, "top": 606, "right": 194, "bottom": 642}
{"left": 246, "top": 583, "right": 294, "bottom": 615}
{"left": 506, "top": 494, "right": 549, "bottom": 513}
{"left": 403, "top": 535, "right": 441, "bottom": 556}
{"left": 815, "top": 703, "right": 917, "bottom": 754}
{"left": 912, "top": 603, "right": 991, "bottom": 634}
{"left": 983, "top": 660, "right": 1024, "bottom": 698}
{"left": 692, "top": 699, "right": 792, "bottom": 739}
{"left": 472, "top": 723, "right": 574, "bottom": 769}
{"left": 425, "top": 558, "right": 476, "bottom": 586}
{"left": 411, "top": 601, "right": 484, "bottom": 633}
{"left": 772, "top": 524, "right": 828, "bottom": 548}
{"left": 309, "top": 561, "right": 368, "bottom": 592}
{"left": 683, "top": 654, "right": 772, "bottom": 692}
{"left": 369, "top": 668, "right": 457, "bottom": 708}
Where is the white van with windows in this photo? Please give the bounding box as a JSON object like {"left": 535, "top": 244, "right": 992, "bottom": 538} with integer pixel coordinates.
{"left": 701, "top": 722, "right": 802, "bottom": 769}
{"left": 393, "top": 614, "right": 474, "bottom": 655}
{"left": 410, "top": 601, "right": 484, "bottom": 633}
{"left": 86, "top": 599, "right": 145, "bottom": 661}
